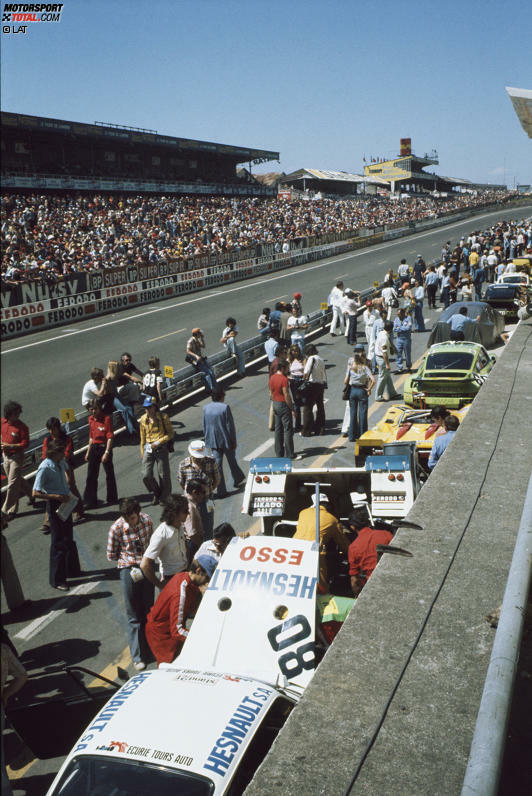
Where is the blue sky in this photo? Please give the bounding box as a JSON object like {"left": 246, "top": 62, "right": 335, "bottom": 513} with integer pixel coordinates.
{"left": 1, "top": 0, "right": 531, "bottom": 186}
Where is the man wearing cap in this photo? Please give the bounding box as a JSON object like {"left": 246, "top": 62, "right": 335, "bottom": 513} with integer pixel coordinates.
{"left": 178, "top": 441, "right": 221, "bottom": 539}
{"left": 186, "top": 328, "right": 218, "bottom": 394}
{"left": 139, "top": 396, "right": 174, "bottom": 506}
{"left": 291, "top": 292, "right": 303, "bottom": 314}
{"left": 294, "top": 493, "right": 349, "bottom": 592}
{"left": 202, "top": 386, "right": 245, "bottom": 498}
{"left": 145, "top": 554, "right": 217, "bottom": 665}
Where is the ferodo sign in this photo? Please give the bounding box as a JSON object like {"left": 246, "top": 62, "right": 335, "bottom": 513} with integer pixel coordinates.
{"left": 1, "top": 236, "right": 377, "bottom": 339}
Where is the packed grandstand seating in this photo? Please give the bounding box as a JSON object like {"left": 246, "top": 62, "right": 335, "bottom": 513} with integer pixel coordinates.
{"left": 1, "top": 190, "right": 517, "bottom": 285}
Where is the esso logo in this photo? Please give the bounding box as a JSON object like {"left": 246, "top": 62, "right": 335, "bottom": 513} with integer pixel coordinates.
{"left": 239, "top": 546, "right": 303, "bottom": 566}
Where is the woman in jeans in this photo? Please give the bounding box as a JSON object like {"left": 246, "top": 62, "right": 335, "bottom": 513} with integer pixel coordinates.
{"left": 288, "top": 345, "right": 305, "bottom": 432}
{"left": 344, "top": 352, "right": 375, "bottom": 443}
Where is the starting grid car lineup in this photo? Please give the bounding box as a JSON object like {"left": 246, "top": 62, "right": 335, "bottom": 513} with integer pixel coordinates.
{"left": 403, "top": 341, "right": 497, "bottom": 409}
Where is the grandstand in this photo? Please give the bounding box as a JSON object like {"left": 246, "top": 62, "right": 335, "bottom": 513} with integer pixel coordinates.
{"left": 0, "top": 111, "right": 279, "bottom": 196}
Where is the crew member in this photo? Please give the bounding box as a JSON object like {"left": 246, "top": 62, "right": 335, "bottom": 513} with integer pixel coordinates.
{"left": 145, "top": 554, "right": 217, "bottom": 665}
{"left": 347, "top": 508, "right": 393, "bottom": 597}
{"left": 294, "top": 493, "right": 349, "bottom": 592}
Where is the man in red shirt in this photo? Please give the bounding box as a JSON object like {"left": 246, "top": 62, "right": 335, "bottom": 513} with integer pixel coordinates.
{"left": 347, "top": 508, "right": 393, "bottom": 597}
{"left": 145, "top": 554, "right": 217, "bottom": 665}
{"left": 83, "top": 399, "right": 118, "bottom": 509}
{"left": 1, "top": 401, "right": 33, "bottom": 519}
{"left": 268, "top": 361, "right": 300, "bottom": 460}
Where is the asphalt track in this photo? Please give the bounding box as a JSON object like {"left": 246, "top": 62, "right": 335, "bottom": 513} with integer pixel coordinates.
{"left": 2, "top": 205, "right": 530, "bottom": 794}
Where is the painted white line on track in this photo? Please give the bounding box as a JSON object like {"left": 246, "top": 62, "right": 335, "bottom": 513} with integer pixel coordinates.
{"left": 244, "top": 439, "right": 274, "bottom": 461}
{"left": 14, "top": 580, "right": 100, "bottom": 641}
{"left": 3, "top": 208, "right": 525, "bottom": 356}
{"left": 147, "top": 327, "right": 186, "bottom": 342}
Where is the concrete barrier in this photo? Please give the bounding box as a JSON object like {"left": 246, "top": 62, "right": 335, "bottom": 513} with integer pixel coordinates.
{"left": 246, "top": 315, "right": 532, "bottom": 795}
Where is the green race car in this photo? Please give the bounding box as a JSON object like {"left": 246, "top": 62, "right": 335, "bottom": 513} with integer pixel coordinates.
{"left": 403, "top": 341, "right": 496, "bottom": 409}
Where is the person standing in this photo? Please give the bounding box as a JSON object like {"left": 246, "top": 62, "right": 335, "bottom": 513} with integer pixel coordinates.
{"left": 145, "top": 554, "right": 217, "bottom": 666}
{"left": 107, "top": 498, "right": 154, "bottom": 671}
{"left": 301, "top": 344, "right": 327, "bottom": 436}
{"left": 186, "top": 328, "right": 218, "bottom": 394}
{"left": 287, "top": 306, "right": 308, "bottom": 355}
{"left": 220, "top": 317, "right": 246, "bottom": 376}
{"left": 183, "top": 479, "right": 206, "bottom": 565}
{"left": 202, "top": 386, "right": 246, "bottom": 498}
{"left": 344, "top": 289, "right": 361, "bottom": 345}
{"left": 412, "top": 280, "right": 426, "bottom": 332}
{"left": 424, "top": 266, "right": 439, "bottom": 309}
{"left": 269, "top": 361, "right": 299, "bottom": 459}
{"left": 329, "top": 280, "right": 345, "bottom": 336}
{"left": 440, "top": 268, "right": 451, "bottom": 308}
{"left": 393, "top": 308, "right": 413, "bottom": 372}
{"left": 33, "top": 440, "right": 81, "bottom": 591}
{"left": 1, "top": 401, "right": 34, "bottom": 519}
{"left": 344, "top": 352, "right": 375, "bottom": 442}
{"left": 177, "top": 441, "right": 221, "bottom": 539}
{"left": 473, "top": 263, "right": 485, "bottom": 302}
{"left": 40, "top": 417, "right": 84, "bottom": 533}
{"left": 375, "top": 321, "right": 401, "bottom": 402}
{"left": 140, "top": 494, "right": 189, "bottom": 590}
{"left": 363, "top": 300, "right": 378, "bottom": 348}
{"left": 288, "top": 344, "right": 305, "bottom": 433}
{"left": 83, "top": 399, "right": 118, "bottom": 509}
{"left": 139, "top": 396, "right": 173, "bottom": 506}
{"left": 142, "top": 356, "right": 164, "bottom": 405}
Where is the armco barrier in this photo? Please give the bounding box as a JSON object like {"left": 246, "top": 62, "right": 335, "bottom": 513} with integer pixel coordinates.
{"left": 9, "top": 286, "right": 379, "bottom": 485}
{"left": 2, "top": 199, "right": 528, "bottom": 340}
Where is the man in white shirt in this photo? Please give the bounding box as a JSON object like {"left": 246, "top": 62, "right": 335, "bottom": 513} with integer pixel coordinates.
{"left": 375, "top": 321, "right": 402, "bottom": 402}
{"left": 329, "top": 280, "right": 345, "bottom": 336}
{"left": 287, "top": 307, "right": 308, "bottom": 355}
{"left": 363, "top": 301, "right": 378, "bottom": 347}
{"left": 140, "top": 494, "right": 189, "bottom": 589}
{"left": 397, "top": 259, "right": 410, "bottom": 281}
{"left": 301, "top": 344, "right": 326, "bottom": 436}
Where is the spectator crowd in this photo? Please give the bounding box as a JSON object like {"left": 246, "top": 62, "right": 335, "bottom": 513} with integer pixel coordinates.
{"left": 1, "top": 189, "right": 516, "bottom": 286}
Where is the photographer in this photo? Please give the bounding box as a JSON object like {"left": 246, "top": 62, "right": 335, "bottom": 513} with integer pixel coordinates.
{"left": 186, "top": 327, "right": 218, "bottom": 394}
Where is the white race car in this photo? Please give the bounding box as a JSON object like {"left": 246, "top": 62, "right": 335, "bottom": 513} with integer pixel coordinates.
{"left": 46, "top": 537, "right": 320, "bottom": 795}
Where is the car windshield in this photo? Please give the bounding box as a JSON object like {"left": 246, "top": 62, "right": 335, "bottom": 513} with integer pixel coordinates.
{"left": 425, "top": 352, "right": 474, "bottom": 371}
{"left": 52, "top": 755, "right": 214, "bottom": 796}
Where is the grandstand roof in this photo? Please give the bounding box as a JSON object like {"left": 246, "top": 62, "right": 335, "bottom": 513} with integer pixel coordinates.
{"left": 1, "top": 111, "right": 280, "bottom": 165}
{"left": 505, "top": 87, "right": 532, "bottom": 138}
{"left": 282, "top": 168, "right": 388, "bottom": 185}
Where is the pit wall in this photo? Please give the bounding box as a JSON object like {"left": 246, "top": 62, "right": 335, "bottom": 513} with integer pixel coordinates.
{"left": 245, "top": 315, "right": 532, "bottom": 796}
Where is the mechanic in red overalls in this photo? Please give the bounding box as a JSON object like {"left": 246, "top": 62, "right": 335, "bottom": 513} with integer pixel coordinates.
{"left": 145, "top": 554, "right": 217, "bottom": 665}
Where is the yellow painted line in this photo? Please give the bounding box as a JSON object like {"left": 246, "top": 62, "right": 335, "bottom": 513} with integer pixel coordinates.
{"left": 87, "top": 645, "right": 132, "bottom": 690}
{"left": 6, "top": 750, "right": 35, "bottom": 781}
{"left": 147, "top": 327, "right": 186, "bottom": 342}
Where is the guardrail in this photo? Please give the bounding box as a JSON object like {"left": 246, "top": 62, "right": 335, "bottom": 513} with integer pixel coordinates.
{"left": 7, "top": 197, "right": 531, "bottom": 474}
{"left": 13, "top": 288, "right": 378, "bottom": 481}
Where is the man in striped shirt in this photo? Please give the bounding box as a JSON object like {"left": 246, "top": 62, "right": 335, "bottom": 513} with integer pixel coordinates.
{"left": 107, "top": 498, "right": 154, "bottom": 671}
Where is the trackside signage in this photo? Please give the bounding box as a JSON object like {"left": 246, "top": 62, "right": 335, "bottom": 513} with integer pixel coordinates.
{"left": 1, "top": 240, "right": 358, "bottom": 339}
{"left": 178, "top": 536, "right": 319, "bottom": 689}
